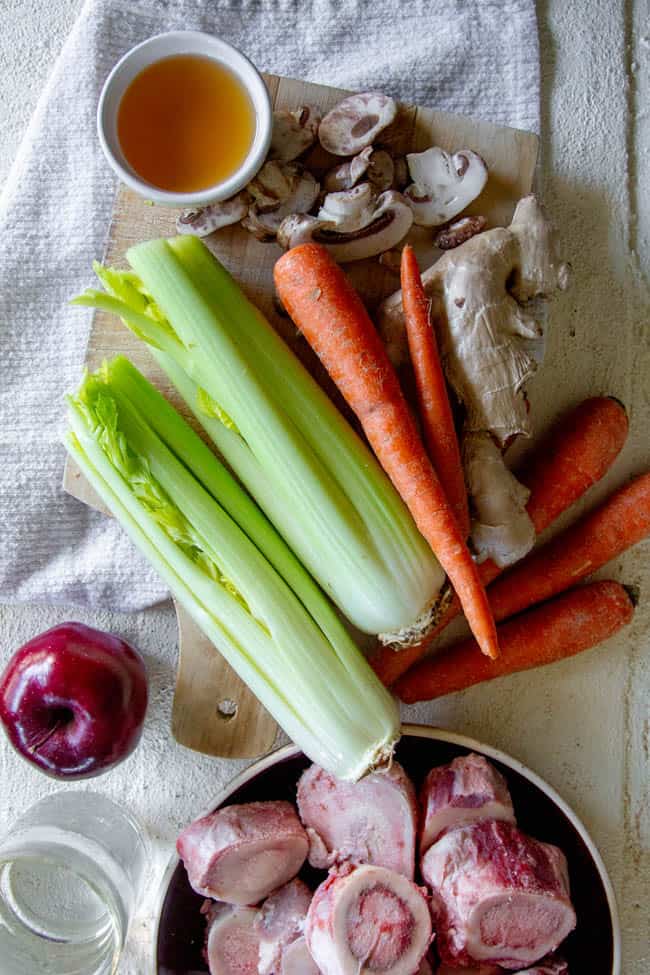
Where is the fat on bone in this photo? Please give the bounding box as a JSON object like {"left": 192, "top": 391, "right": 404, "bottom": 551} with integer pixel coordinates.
{"left": 204, "top": 903, "right": 261, "bottom": 975}
{"left": 296, "top": 761, "right": 417, "bottom": 878}
{"left": 256, "top": 878, "right": 312, "bottom": 975}
{"left": 419, "top": 753, "right": 516, "bottom": 855}
{"left": 305, "top": 864, "right": 432, "bottom": 975}
{"left": 281, "top": 936, "right": 322, "bottom": 975}
{"left": 422, "top": 820, "right": 576, "bottom": 970}
{"left": 177, "top": 801, "right": 308, "bottom": 905}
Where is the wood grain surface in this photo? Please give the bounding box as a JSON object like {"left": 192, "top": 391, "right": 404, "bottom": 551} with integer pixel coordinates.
{"left": 63, "top": 72, "right": 538, "bottom": 760}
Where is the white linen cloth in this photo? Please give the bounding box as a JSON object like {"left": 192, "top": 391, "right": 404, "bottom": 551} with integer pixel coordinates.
{"left": 0, "top": 0, "right": 540, "bottom": 609}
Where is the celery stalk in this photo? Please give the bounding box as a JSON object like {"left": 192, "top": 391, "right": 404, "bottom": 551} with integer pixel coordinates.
{"left": 66, "top": 363, "right": 399, "bottom": 780}
{"left": 73, "top": 237, "right": 445, "bottom": 641}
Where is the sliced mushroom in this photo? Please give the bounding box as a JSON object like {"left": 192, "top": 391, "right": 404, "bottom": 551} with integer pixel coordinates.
{"left": 404, "top": 147, "right": 488, "bottom": 226}
{"left": 323, "top": 147, "right": 395, "bottom": 193}
{"left": 319, "top": 92, "right": 397, "bottom": 156}
{"left": 242, "top": 161, "right": 320, "bottom": 241}
{"left": 434, "top": 214, "right": 488, "bottom": 249}
{"left": 176, "top": 193, "right": 249, "bottom": 237}
{"left": 269, "top": 106, "right": 321, "bottom": 162}
{"left": 278, "top": 188, "right": 413, "bottom": 263}
{"left": 317, "top": 182, "right": 376, "bottom": 230}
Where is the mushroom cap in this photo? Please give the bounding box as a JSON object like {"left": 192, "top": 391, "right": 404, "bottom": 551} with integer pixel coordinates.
{"left": 278, "top": 188, "right": 413, "bottom": 262}
{"left": 176, "top": 193, "right": 249, "bottom": 237}
{"left": 243, "top": 161, "right": 320, "bottom": 241}
{"left": 404, "top": 147, "right": 488, "bottom": 226}
{"left": 319, "top": 92, "right": 398, "bottom": 156}
{"left": 323, "top": 147, "right": 395, "bottom": 193}
{"left": 269, "top": 106, "right": 322, "bottom": 162}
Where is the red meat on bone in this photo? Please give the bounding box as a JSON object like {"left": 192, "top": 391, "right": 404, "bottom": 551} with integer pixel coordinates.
{"left": 305, "top": 863, "right": 432, "bottom": 975}
{"left": 420, "top": 753, "right": 516, "bottom": 854}
{"left": 177, "top": 801, "right": 308, "bottom": 905}
{"left": 422, "top": 820, "right": 576, "bottom": 969}
{"left": 256, "top": 878, "right": 313, "bottom": 975}
{"left": 297, "top": 761, "right": 417, "bottom": 878}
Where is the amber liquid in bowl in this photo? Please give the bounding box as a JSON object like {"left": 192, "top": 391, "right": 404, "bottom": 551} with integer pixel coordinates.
{"left": 117, "top": 54, "right": 256, "bottom": 193}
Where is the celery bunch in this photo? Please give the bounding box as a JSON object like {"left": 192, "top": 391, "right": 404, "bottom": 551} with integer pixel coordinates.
{"left": 66, "top": 358, "right": 399, "bottom": 780}
{"left": 73, "top": 236, "right": 445, "bottom": 642}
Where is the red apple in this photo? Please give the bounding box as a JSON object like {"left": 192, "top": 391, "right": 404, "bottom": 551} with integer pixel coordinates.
{"left": 0, "top": 622, "right": 148, "bottom": 779}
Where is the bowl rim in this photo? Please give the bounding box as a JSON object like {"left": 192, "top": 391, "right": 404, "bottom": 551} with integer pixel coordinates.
{"left": 97, "top": 30, "right": 273, "bottom": 207}
{"left": 152, "top": 723, "right": 621, "bottom": 974}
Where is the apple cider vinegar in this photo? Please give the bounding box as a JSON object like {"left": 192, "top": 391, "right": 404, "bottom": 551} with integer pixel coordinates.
{"left": 117, "top": 54, "right": 256, "bottom": 193}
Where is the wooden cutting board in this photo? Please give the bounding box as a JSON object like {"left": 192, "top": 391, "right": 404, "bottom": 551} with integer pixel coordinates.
{"left": 63, "top": 72, "right": 538, "bottom": 761}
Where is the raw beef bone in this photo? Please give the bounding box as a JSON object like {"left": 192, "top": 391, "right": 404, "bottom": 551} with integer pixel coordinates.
{"left": 516, "top": 957, "right": 568, "bottom": 974}
{"left": 177, "top": 801, "right": 308, "bottom": 905}
{"left": 420, "top": 753, "right": 515, "bottom": 854}
{"left": 297, "top": 761, "right": 417, "bottom": 877}
{"left": 305, "top": 863, "right": 432, "bottom": 975}
{"left": 204, "top": 903, "right": 261, "bottom": 975}
{"left": 281, "top": 936, "right": 321, "bottom": 975}
{"left": 422, "top": 820, "right": 576, "bottom": 969}
{"left": 256, "top": 878, "right": 312, "bottom": 975}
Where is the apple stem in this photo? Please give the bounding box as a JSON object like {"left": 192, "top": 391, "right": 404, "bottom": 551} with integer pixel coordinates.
{"left": 28, "top": 715, "right": 68, "bottom": 754}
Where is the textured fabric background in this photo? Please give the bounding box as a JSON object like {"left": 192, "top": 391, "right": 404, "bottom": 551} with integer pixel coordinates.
{"left": 0, "top": 0, "right": 540, "bottom": 609}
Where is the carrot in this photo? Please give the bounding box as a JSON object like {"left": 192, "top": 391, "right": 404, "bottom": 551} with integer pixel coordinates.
{"left": 395, "top": 580, "right": 634, "bottom": 703}
{"left": 274, "top": 243, "right": 499, "bottom": 660}
{"left": 371, "top": 395, "right": 629, "bottom": 686}
{"left": 401, "top": 245, "right": 470, "bottom": 536}
{"left": 485, "top": 471, "right": 650, "bottom": 622}
{"left": 519, "top": 396, "right": 629, "bottom": 534}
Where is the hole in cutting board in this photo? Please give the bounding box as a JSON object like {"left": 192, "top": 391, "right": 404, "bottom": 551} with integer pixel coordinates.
{"left": 217, "top": 699, "right": 238, "bottom": 721}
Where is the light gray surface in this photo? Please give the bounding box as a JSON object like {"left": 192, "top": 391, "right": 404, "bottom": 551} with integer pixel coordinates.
{"left": 0, "top": 3, "right": 648, "bottom": 974}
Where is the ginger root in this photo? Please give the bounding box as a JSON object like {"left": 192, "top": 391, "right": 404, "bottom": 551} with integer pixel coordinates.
{"left": 378, "top": 196, "right": 569, "bottom": 566}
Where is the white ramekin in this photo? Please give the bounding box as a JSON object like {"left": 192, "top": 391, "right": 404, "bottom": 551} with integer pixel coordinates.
{"left": 97, "top": 30, "right": 272, "bottom": 207}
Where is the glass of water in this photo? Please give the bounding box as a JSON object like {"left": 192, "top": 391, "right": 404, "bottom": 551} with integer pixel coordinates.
{"left": 0, "top": 791, "right": 148, "bottom": 975}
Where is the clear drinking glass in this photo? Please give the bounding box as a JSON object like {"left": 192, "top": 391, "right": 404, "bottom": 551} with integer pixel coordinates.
{"left": 0, "top": 791, "right": 148, "bottom": 975}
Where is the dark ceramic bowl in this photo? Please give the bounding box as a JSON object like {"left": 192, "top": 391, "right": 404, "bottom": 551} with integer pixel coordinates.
{"left": 155, "top": 725, "right": 621, "bottom": 974}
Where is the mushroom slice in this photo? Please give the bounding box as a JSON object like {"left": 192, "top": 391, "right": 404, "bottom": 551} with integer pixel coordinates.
{"left": 242, "top": 161, "right": 320, "bottom": 241}
{"left": 176, "top": 193, "right": 249, "bottom": 237}
{"left": 270, "top": 106, "right": 322, "bottom": 162}
{"left": 278, "top": 189, "right": 413, "bottom": 263}
{"left": 323, "top": 147, "right": 395, "bottom": 193}
{"left": 317, "top": 182, "right": 376, "bottom": 230}
{"left": 277, "top": 213, "right": 322, "bottom": 251}
{"left": 319, "top": 92, "right": 397, "bottom": 156}
{"left": 404, "top": 147, "right": 488, "bottom": 226}
{"left": 434, "top": 214, "right": 488, "bottom": 249}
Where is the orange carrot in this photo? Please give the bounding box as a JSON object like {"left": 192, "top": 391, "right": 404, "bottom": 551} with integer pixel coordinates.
{"left": 401, "top": 245, "right": 470, "bottom": 536}
{"left": 395, "top": 580, "right": 634, "bottom": 703}
{"left": 485, "top": 471, "right": 650, "bottom": 622}
{"left": 371, "top": 395, "right": 629, "bottom": 686}
{"left": 274, "top": 243, "right": 499, "bottom": 660}
{"left": 520, "top": 396, "right": 629, "bottom": 534}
